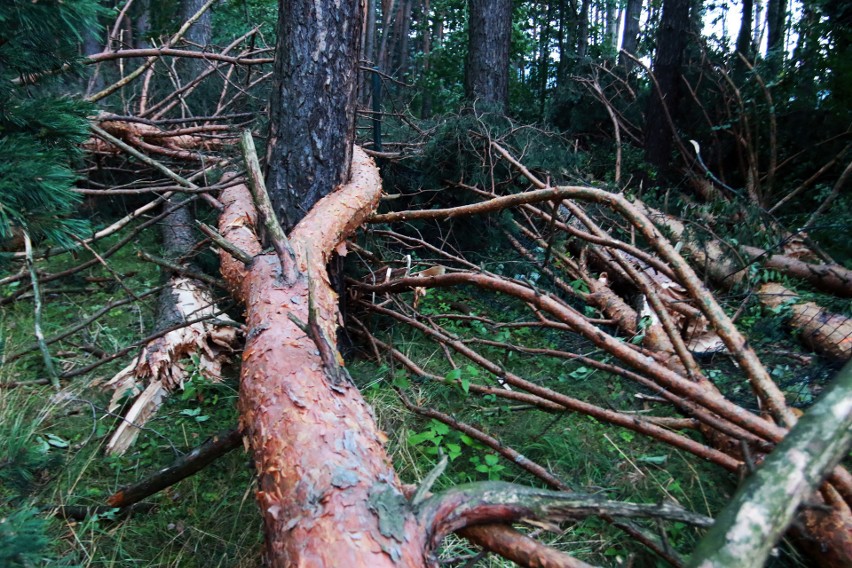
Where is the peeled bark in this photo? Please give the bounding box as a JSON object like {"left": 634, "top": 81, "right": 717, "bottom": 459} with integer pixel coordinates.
{"left": 219, "top": 149, "right": 429, "bottom": 566}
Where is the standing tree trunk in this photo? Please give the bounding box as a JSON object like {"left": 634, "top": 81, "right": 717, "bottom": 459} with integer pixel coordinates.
{"left": 466, "top": 0, "right": 512, "bottom": 111}
{"left": 736, "top": 0, "right": 754, "bottom": 59}
{"left": 420, "top": 0, "right": 433, "bottom": 119}
{"left": 180, "top": 0, "right": 213, "bottom": 81}
{"left": 644, "top": 0, "right": 690, "bottom": 173}
{"left": 766, "top": 0, "right": 787, "bottom": 54}
{"left": 605, "top": 0, "right": 617, "bottom": 50}
{"left": 537, "top": 1, "right": 554, "bottom": 120}
{"left": 135, "top": 0, "right": 152, "bottom": 49}
{"left": 620, "top": 0, "right": 643, "bottom": 67}
{"left": 397, "top": 0, "right": 414, "bottom": 78}
{"left": 577, "top": 0, "right": 590, "bottom": 60}
{"left": 265, "top": 0, "right": 363, "bottom": 231}
{"left": 364, "top": 0, "right": 377, "bottom": 64}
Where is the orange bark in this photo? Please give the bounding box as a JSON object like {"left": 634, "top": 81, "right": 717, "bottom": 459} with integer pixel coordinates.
{"left": 218, "top": 147, "right": 428, "bottom": 566}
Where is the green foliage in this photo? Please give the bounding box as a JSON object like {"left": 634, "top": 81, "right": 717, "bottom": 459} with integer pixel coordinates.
{"left": 0, "top": 0, "right": 104, "bottom": 246}
{"left": 0, "top": 507, "right": 52, "bottom": 567}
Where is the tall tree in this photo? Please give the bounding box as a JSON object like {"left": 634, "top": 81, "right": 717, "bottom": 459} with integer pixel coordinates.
{"left": 620, "top": 0, "right": 643, "bottom": 67}
{"left": 265, "top": 0, "right": 363, "bottom": 231}
{"left": 181, "top": 0, "right": 213, "bottom": 80}
{"left": 644, "top": 0, "right": 690, "bottom": 173}
{"left": 766, "top": 0, "right": 787, "bottom": 54}
{"left": 466, "top": 0, "right": 512, "bottom": 111}
{"left": 736, "top": 0, "right": 755, "bottom": 58}
{"left": 577, "top": 0, "right": 590, "bottom": 59}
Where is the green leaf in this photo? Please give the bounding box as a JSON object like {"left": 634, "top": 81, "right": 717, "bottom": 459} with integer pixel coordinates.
{"left": 445, "top": 443, "right": 461, "bottom": 460}
{"left": 392, "top": 374, "right": 410, "bottom": 389}
{"left": 636, "top": 455, "right": 668, "bottom": 465}
{"left": 408, "top": 431, "right": 435, "bottom": 446}
{"left": 431, "top": 420, "right": 450, "bottom": 436}
{"left": 44, "top": 434, "right": 69, "bottom": 448}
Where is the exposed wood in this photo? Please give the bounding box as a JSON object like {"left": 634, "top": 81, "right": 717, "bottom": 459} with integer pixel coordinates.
{"left": 688, "top": 361, "right": 852, "bottom": 567}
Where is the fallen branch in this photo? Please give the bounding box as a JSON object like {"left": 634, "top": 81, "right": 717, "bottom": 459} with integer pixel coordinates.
{"left": 688, "top": 361, "right": 852, "bottom": 567}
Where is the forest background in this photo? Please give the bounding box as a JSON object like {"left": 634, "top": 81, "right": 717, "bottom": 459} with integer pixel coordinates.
{"left": 0, "top": 0, "right": 851, "bottom": 566}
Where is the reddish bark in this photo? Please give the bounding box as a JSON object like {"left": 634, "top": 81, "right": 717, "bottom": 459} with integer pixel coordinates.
{"left": 219, "top": 147, "right": 428, "bottom": 566}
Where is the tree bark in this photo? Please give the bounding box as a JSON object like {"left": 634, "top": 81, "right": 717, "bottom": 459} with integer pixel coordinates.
{"left": 577, "top": 0, "right": 590, "bottom": 60}
{"left": 736, "top": 0, "right": 754, "bottom": 59}
{"left": 134, "top": 0, "right": 152, "bottom": 49}
{"left": 180, "top": 0, "right": 213, "bottom": 80}
{"left": 620, "top": 0, "right": 643, "bottom": 67}
{"left": 364, "top": 0, "right": 377, "bottom": 64}
{"left": 766, "top": 0, "right": 787, "bottom": 53}
{"left": 466, "top": 0, "right": 512, "bottom": 111}
{"left": 420, "top": 0, "right": 433, "bottom": 119}
{"left": 758, "top": 283, "right": 852, "bottom": 361}
{"left": 644, "top": 0, "right": 690, "bottom": 173}
{"left": 219, "top": 152, "right": 432, "bottom": 566}
{"left": 397, "top": 0, "right": 413, "bottom": 77}
{"left": 688, "top": 361, "right": 852, "bottom": 567}
{"left": 265, "top": 0, "right": 363, "bottom": 232}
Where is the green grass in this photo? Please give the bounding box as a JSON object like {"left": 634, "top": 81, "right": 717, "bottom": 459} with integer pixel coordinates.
{"left": 0, "top": 217, "right": 822, "bottom": 567}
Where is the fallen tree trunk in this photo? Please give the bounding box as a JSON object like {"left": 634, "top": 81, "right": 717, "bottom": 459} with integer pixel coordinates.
{"left": 218, "top": 147, "right": 426, "bottom": 565}
{"left": 218, "top": 142, "right": 712, "bottom": 566}
{"left": 757, "top": 283, "right": 852, "bottom": 361}
{"left": 633, "top": 201, "right": 852, "bottom": 297}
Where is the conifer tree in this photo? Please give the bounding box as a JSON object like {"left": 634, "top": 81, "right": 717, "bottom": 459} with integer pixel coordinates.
{"left": 0, "top": 0, "right": 103, "bottom": 247}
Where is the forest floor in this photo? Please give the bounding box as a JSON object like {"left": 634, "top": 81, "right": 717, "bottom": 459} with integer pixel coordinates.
{"left": 1, "top": 212, "right": 841, "bottom": 567}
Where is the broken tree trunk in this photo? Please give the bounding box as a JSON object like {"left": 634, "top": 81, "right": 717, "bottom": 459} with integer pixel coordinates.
{"left": 218, "top": 144, "right": 709, "bottom": 566}
{"left": 105, "top": 194, "right": 238, "bottom": 455}
{"left": 633, "top": 201, "right": 852, "bottom": 297}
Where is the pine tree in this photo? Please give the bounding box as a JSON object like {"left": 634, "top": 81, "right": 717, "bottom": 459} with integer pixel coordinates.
{"left": 0, "top": 0, "right": 104, "bottom": 247}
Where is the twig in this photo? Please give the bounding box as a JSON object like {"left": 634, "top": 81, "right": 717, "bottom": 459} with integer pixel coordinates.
{"left": 238, "top": 130, "right": 298, "bottom": 283}
{"left": 87, "top": 0, "right": 219, "bottom": 102}
{"left": 195, "top": 221, "right": 254, "bottom": 264}
{"left": 107, "top": 429, "right": 242, "bottom": 508}
{"left": 5, "top": 287, "right": 164, "bottom": 363}
{"left": 138, "top": 251, "right": 226, "bottom": 289}
{"left": 23, "top": 232, "right": 58, "bottom": 389}
{"left": 89, "top": 123, "right": 222, "bottom": 210}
